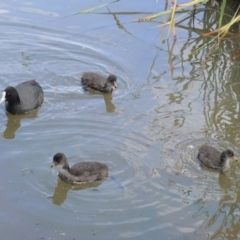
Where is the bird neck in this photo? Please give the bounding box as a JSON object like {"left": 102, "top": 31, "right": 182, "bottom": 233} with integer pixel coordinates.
{"left": 8, "top": 95, "right": 20, "bottom": 104}
{"left": 61, "top": 163, "right": 70, "bottom": 171}
{"left": 104, "top": 82, "right": 113, "bottom": 92}
{"left": 220, "top": 153, "right": 231, "bottom": 169}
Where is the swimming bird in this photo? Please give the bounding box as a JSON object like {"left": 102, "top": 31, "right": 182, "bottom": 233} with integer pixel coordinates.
{"left": 81, "top": 72, "right": 117, "bottom": 93}
{"left": 197, "top": 145, "right": 238, "bottom": 171}
{"left": 0, "top": 80, "right": 43, "bottom": 115}
{"left": 51, "top": 153, "right": 108, "bottom": 184}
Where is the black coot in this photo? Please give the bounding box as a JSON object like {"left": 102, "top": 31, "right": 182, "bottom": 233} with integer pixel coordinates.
{"left": 51, "top": 153, "right": 108, "bottom": 184}
{"left": 81, "top": 72, "right": 117, "bottom": 93}
{"left": 0, "top": 80, "right": 43, "bottom": 115}
{"left": 197, "top": 145, "right": 238, "bottom": 171}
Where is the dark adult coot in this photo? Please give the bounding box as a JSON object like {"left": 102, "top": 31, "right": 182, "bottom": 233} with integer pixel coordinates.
{"left": 81, "top": 72, "right": 117, "bottom": 93}
{"left": 0, "top": 80, "right": 44, "bottom": 115}
{"left": 51, "top": 153, "right": 108, "bottom": 184}
{"left": 197, "top": 145, "right": 238, "bottom": 171}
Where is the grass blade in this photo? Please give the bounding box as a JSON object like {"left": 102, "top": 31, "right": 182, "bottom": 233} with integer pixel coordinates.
{"left": 74, "top": 0, "right": 119, "bottom": 15}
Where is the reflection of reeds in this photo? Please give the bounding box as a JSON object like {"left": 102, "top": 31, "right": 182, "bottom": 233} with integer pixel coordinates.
{"left": 137, "top": 0, "right": 209, "bottom": 22}
{"left": 73, "top": 0, "right": 119, "bottom": 15}
{"left": 137, "top": 0, "right": 240, "bottom": 42}
{"left": 75, "top": 0, "right": 240, "bottom": 41}
{"left": 76, "top": 0, "right": 240, "bottom": 53}
{"left": 137, "top": 0, "right": 209, "bottom": 39}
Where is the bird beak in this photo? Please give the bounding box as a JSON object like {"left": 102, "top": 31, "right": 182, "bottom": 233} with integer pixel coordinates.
{"left": 0, "top": 91, "right": 6, "bottom": 104}
{"left": 233, "top": 155, "right": 238, "bottom": 161}
{"left": 50, "top": 162, "right": 55, "bottom": 168}
{"left": 113, "top": 82, "right": 117, "bottom": 89}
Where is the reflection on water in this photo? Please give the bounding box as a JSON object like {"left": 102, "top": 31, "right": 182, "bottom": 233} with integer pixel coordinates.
{"left": 1, "top": 0, "right": 240, "bottom": 239}
{"left": 162, "top": 134, "right": 240, "bottom": 239}
{"left": 85, "top": 89, "right": 116, "bottom": 113}
{"left": 103, "top": 93, "right": 115, "bottom": 113}
{"left": 218, "top": 172, "right": 234, "bottom": 190}
{"left": 52, "top": 179, "right": 101, "bottom": 206}
{"left": 2, "top": 110, "right": 39, "bottom": 139}
{"left": 193, "top": 169, "right": 240, "bottom": 239}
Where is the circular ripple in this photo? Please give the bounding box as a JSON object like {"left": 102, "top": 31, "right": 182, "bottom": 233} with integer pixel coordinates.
{"left": 157, "top": 132, "right": 240, "bottom": 200}
{"left": 0, "top": 19, "right": 172, "bottom": 238}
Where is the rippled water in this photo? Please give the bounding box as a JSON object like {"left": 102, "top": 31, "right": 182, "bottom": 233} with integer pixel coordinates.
{"left": 1, "top": 0, "right": 240, "bottom": 239}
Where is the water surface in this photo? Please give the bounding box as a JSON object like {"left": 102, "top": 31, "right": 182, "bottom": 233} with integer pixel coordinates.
{"left": 1, "top": 1, "right": 240, "bottom": 239}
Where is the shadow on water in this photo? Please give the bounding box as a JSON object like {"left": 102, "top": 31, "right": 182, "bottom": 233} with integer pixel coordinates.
{"left": 52, "top": 179, "right": 101, "bottom": 206}
{"left": 2, "top": 109, "right": 39, "bottom": 139}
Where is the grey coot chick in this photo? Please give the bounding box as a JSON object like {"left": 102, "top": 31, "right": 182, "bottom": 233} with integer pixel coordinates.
{"left": 81, "top": 72, "right": 117, "bottom": 93}
{"left": 51, "top": 153, "right": 108, "bottom": 184}
{"left": 0, "top": 80, "right": 43, "bottom": 115}
{"left": 197, "top": 145, "right": 238, "bottom": 171}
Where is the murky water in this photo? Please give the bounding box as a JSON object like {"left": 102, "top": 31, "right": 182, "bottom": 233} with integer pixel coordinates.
{"left": 1, "top": 0, "right": 240, "bottom": 239}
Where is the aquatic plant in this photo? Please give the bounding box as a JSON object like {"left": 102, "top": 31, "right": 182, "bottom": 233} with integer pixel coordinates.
{"left": 137, "top": 0, "right": 240, "bottom": 41}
